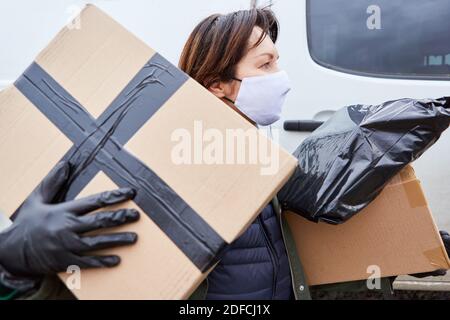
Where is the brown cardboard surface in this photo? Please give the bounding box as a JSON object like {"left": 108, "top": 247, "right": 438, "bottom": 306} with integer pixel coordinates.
{"left": 35, "top": 5, "right": 156, "bottom": 119}
{"left": 285, "top": 165, "right": 450, "bottom": 286}
{"left": 0, "top": 5, "right": 297, "bottom": 299}
{"left": 0, "top": 86, "right": 72, "bottom": 216}
{"left": 59, "top": 172, "right": 205, "bottom": 300}
{"left": 126, "top": 78, "right": 297, "bottom": 243}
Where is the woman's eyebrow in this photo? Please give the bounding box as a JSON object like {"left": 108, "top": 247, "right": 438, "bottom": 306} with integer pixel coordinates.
{"left": 256, "top": 52, "right": 280, "bottom": 60}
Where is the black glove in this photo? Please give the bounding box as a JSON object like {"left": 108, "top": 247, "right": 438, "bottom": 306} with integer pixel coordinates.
{"left": 441, "top": 230, "right": 450, "bottom": 256}
{"left": 410, "top": 230, "right": 450, "bottom": 278}
{"left": 0, "top": 161, "right": 140, "bottom": 291}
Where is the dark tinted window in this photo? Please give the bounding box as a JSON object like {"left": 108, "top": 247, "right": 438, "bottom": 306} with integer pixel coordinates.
{"left": 307, "top": 0, "right": 450, "bottom": 79}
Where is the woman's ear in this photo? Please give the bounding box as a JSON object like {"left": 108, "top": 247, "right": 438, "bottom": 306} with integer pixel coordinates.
{"left": 208, "top": 81, "right": 227, "bottom": 98}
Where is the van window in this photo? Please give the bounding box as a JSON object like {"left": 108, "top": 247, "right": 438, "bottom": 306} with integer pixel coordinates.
{"left": 307, "top": 0, "right": 450, "bottom": 80}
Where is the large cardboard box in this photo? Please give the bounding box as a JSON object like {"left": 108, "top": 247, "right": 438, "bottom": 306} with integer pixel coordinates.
{"left": 0, "top": 5, "right": 297, "bottom": 299}
{"left": 286, "top": 165, "right": 450, "bottom": 286}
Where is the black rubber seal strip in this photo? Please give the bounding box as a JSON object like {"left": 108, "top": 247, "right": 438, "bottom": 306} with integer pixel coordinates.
{"left": 14, "top": 55, "right": 226, "bottom": 272}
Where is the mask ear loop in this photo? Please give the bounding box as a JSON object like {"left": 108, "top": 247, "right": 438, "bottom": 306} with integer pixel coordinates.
{"left": 223, "top": 97, "right": 236, "bottom": 104}
{"left": 269, "top": 124, "right": 273, "bottom": 139}
{"left": 223, "top": 78, "right": 242, "bottom": 105}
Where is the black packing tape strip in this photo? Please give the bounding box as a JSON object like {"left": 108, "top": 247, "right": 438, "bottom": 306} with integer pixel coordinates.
{"left": 14, "top": 55, "right": 226, "bottom": 272}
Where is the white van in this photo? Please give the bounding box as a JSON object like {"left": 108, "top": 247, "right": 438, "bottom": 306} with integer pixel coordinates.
{"left": 271, "top": 0, "right": 450, "bottom": 231}
{"left": 0, "top": 0, "right": 448, "bottom": 231}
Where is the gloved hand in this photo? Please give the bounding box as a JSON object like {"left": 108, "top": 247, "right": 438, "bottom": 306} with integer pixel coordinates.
{"left": 0, "top": 161, "right": 140, "bottom": 291}
{"left": 410, "top": 230, "right": 450, "bottom": 278}
{"left": 441, "top": 230, "right": 450, "bottom": 256}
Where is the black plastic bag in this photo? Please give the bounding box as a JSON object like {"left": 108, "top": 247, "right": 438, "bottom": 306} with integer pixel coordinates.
{"left": 278, "top": 97, "right": 450, "bottom": 225}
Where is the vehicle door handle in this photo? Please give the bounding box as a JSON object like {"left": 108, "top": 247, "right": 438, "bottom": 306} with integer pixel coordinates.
{"left": 283, "top": 120, "right": 324, "bottom": 132}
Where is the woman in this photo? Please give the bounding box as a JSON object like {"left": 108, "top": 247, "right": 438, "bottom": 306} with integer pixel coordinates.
{"left": 180, "top": 8, "right": 450, "bottom": 301}
{"left": 179, "top": 8, "right": 298, "bottom": 300}
{"left": 179, "top": 7, "right": 392, "bottom": 301}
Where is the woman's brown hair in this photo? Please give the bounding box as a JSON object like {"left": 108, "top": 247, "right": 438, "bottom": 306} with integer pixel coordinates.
{"left": 179, "top": 8, "right": 279, "bottom": 88}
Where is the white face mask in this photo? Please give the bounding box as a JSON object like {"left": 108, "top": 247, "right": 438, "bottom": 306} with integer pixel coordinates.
{"left": 227, "top": 70, "right": 292, "bottom": 126}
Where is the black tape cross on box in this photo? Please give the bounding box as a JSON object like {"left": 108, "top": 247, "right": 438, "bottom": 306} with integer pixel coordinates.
{"left": 14, "top": 54, "right": 226, "bottom": 272}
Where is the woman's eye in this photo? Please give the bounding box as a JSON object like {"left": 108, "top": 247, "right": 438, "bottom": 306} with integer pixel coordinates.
{"left": 260, "top": 62, "right": 271, "bottom": 69}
